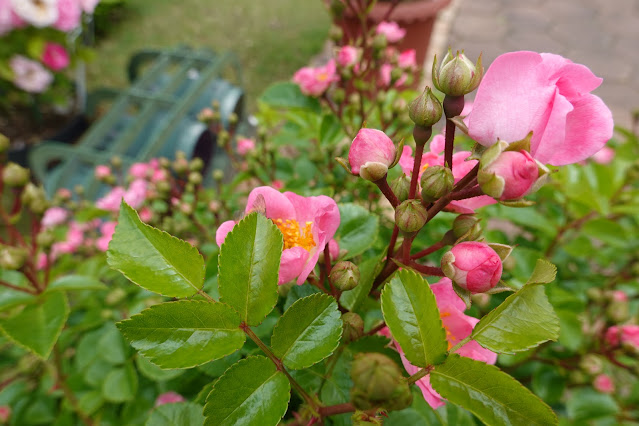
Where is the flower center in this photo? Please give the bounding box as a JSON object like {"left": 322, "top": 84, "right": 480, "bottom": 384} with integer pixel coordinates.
{"left": 440, "top": 311, "right": 457, "bottom": 350}
{"left": 274, "top": 219, "right": 315, "bottom": 251}
{"left": 316, "top": 72, "right": 328, "bottom": 82}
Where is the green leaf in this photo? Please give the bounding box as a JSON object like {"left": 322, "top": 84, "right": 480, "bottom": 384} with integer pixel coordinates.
{"left": 101, "top": 363, "right": 138, "bottom": 403}
{"left": 0, "top": 292, "right": 68, "bottom": 359}
{"left": 147, "top": 402, "right": 205, "bottom": 426}
{"left": 340, "top": 251, "right": 385, "bottom": 312}
{"left": 430, "top": 354, "right": 557, "bottom": 426}
{"left": 566, "top": 388, "right": 619, "bottom": 421}
{"left": 259, "top": 81, "right": 321, "bottom": 112}
{"left": 203, "top": 356, "right": 290, "bottom": 426}
{"left": 271, "top": 293, "right": 342, "bottom": 370}
{"left": 45, "top": 275, "right": 107, "bottom": 292}
{"left": 582, "top": 218, "right": 629, "bottom": 248}
{"left": 107, "top": 202, "right": 205, "bottom": 298}
{"left": 136, "top": 355, "right": 184, "bottom": 381}
{"left": 0, "top": 287, "right": 34, "bottom": 313}
{"left": 335, "top": 204, "right": 379, "bottom": 259}
{"left": 381, "top": 270, "right": 448, "bottom": 368}
{"left": 320, "top": 114, "right": 342, "bottom": 145}
{"left": 77, "top": 391, "right": 104, "bottom": 415}
{"left": 471, "top": 284, "right": 560, "bottom": 354}
{"left": 526, "top": 259, "right": 557, "bottom": 285}
{"left": 386, "top": 387, "right": 445, "bottom": 425}
{"left": 117, "top": 300, "right": 245, "bottom": 369}
{"left": 218, "top": 213, "right": 283, "bottom": 326}
{"left": 532, "top": 365, "right": 565, "bottom": 405}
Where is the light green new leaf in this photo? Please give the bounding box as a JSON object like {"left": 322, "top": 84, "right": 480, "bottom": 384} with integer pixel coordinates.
{"left": 147, "top": 402, "right": 204, "bottom": 426}
{"left": 271, "top": 293, "right": 342, "bottom": 370}
{"left": 117, "top": 300, "right": 245, "bottom": 369}
{"left": 0, "top": 292, "right": 68, "bottom": 359}
{"left": 107, "top": 202, "right": 205, "bottom": 298}
{"left": 336, "top": 203, "right": 379, "bottom": 259}
{"left": 204, "top": 356, "right": 290, "bottom": 426}
{"left": 102, "top": 363, "right": 138, "bottom": 403}
{"left": 218, "top": 213, "right": 283, "bottom": 326}
{"left": 472, "top": 260, "right": 560, "bottom": 354}
{"left": 430, "top": 354, "right": 557, "bottom": 426}
{"left": 45, "top": 275, "right": 107, "bottom": 292}
{"left": 381, "top": 270, "right": 448, "bottom": 368}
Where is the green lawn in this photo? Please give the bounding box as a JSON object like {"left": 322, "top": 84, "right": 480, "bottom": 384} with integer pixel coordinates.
{"left": 88, "top": 0, "right": 331, "bottom": 110}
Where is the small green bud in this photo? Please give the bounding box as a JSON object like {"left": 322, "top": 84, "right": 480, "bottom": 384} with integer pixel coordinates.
{"left": 333, "top": 88, "right": 345, "bottom": 105}
{"left": 110, "top": 156, "right": 122, "bottom": 168}
{"left": 432, "top": 49, "right": 484, "bottom": 97}
{"left": 0, "top": 246, "right": 28, "bottom": 270}
{"left": 372, "top": 34, "right": 387, "bottom": 50}
{"left": 21, "top": 183, "right": 48, "bottom": 214}
{"left": 180, "top": 203, "right": 193, "bottom": 215}
{"left": 390, "top": 68, "right": 403, "bottom": 85}
{"left": 359, "top": 162, "right": 389, "bottom": 182}
{"left": 2, "top": 163, "right": 30, "bottom": 187}
{"left": 173, "top": 157, "right": 189, "bottom": 174}
{"left": 329, "top": 24, "right": 344, "bottom": 41}
{"left": 420, "top": 165, "right": 454, "bottom": 203}
{"left": 0, "top": 133, "right": 9, "bottom": 153}
{"left": 389, "top": 175, "right": 411, "bottom": 203}
{"left": 188, "top": 171, "right": 202, "bottom": 185}
{"left": 342, "top": 312, "right": 364, "bottom": 343}
{"left": 212, "top": 169, "right": 224, "bottom": 181}
{"left": 580, "top": 354, "right": 603, "bottom": 375}
{"left": 409, "top": 87, "right": 443, "bottom": 127}
{"left": 189, "top": 157, "right": 204, "bottom": 172}
{"left": 607, "top": 300, "right": 629, "bottom": 323}
{"left": 351, "top": 353, "right": 412, "bottom": 411}
{"left": 74, "top": 185, "right": 84, "bottom": 196}
{"left": 452, "top": 214, "right": 482, "bottom": 241}
{"left": 330, "top": 261, "right": 360, "bottom": 291}
{"left": 155, "top": 180, "right": 171, "bottom": 193}
{"left": 36, "top": 230, "right": 56, "bottom": 248}
{"left": 395, "top": 200, "right": 428, "bottom": 233}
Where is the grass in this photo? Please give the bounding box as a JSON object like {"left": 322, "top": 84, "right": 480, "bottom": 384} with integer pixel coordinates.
{"left": 87, "top": 0, "right": 331, "bottom": 111}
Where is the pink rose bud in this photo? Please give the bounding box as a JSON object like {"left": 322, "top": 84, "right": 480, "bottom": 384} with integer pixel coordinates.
{"left": 41, "top": 42, "right": 70, "bottom": 71}
{"left": 154, "top": 391, "right": 185, "bottom": 407}
{"left": 591, "top": 146, "right": 615, "bottom": 164}
{"left": 94, "top": 165, "right": 112, "bottom": 179}
{"left": 337, "top": 45, "right": 360, "bottom": 68}
{"left": 605, "top": 325, "right": 639, "bottom": 349}
{"left": 41, "top": 207, "right": 68, "bottom": 228}
{"left": 237, "top": 138, "right": 256, "bottom": 156}
{"left": 479, "top": 150, "right": 539, "bottom": 200}
{"left": 376, "top": 21, "right": 406, "bottom": 43}
{"left": 398, "top": 49, "right": 417, "bottom": 70}
{"left": 0, "top": 405, "right": 11, "bottom": 423}
{"left": 348, "top": 128, "right": 396, "bottom": 182}
{"left": 441, "top": 242, "right": 503, "bottom": 293}
{"left": 593, "top": 374, "right": 615, "bottom": 394}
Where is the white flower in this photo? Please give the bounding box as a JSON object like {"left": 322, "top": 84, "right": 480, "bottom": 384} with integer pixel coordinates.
{"left": 10, "top": 55, "right": 54, "bottom": 93}
{"left": 10, "top": 0, "right": 58, "bottom": 27}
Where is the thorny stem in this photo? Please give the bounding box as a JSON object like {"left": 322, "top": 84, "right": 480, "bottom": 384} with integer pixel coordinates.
{"left": 53, "top": 345, "right": 94, "bottom": 426}
{"left": 241, "top": 324, "right": 319, "bottom": 412}
{"left": 408, "top": 365, "right": 434, "bottom": 385}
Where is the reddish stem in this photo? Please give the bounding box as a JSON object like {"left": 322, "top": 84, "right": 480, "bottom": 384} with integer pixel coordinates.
{"left": 410, "top": 240, "right": 446, "bottom": 260}
{"left": 409, "top": 142, "right": 425, "bottom": 199}
{"left": 375, "top": 177, "right": 399, "bottom": 208}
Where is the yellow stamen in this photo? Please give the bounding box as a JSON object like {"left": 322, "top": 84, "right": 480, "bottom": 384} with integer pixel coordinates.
{"left": 440, "top": 311, "right": 456, "bottom": 350}
{"left": 317, "top": 72, "right": 328, "bottom": 82}
{"left": 274, "top": 219, "right": 315, "bottom": 251}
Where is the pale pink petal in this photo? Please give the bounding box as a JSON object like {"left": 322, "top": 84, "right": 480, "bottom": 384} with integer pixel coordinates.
{"left": 530, "top": 89, "right": 574, "bottom": 164}
{"left": 540, "top": 53, "right": 602, "bottom": 98}
{"left": 279, "top": 247, "right": 309, "bottom": 285}
{"left": 215, "top": 220, "right": 236, "bottom": 247}
{"left": 245, "top": 186, "right": 296, "bottom": 220}
{"left": 429, "top": 134, "right": 445, "bottom": 154}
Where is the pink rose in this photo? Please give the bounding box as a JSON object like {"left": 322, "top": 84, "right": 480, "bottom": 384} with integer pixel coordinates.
{"left": 216, "top": 186, "right": 340, "bottom": 285}
{"left": 441, "top": 242, "right": 503, "bottom": 293}
{"left": 467, "top": 51, "right": 614, "bottom": 166}
{"left": 348, "top": 128, "right": 396, "bottom": 181}
{"left": 96, "top": 187, "right": 126, "bottom": 211}
{"left": 10, "top": 55, "right": 53, "bottom": 93}
{"left": 480, "top": 150, "right": 539, "bottom": 200}
{"left": 593, "top": 374, "right": 615, "bottom": 394}
{"left": 124, "top": 179, "right": 148, "bottom": 208}
{"left": 399, "top": 134, "right": 495, "bottom": 213}
{"left": 398, "top": 49, "right": 417, "bottom": 70}
{"left": 54, "top": 0, "right": 81, "bottom": 31}
{"left": 611, "top": 291, "right": 627, "bottom": 302}
{"left": 41, "top": 42, "right": 70, "bottom": 71}
{"left": 271, "top": 180, "right": 284, "bottom": 190}
{"left": 96, "top": 221, "right": 116, "bottom": 252}
{"left": 154, "top": 391, "right": 185, "bottom": 407}
{"left": 336, "top": 45, "right": 359, "bottom": 68}
{"left": 129, "top": 162, "right": 151, "bottom": 179}
{"left": 94, "top": 165, "right": 111, "bottom": 179}
{"left": 293, "top": 60, "right": 338, "bottom": 97}
{"left": 376, "top": 21, "right": 406, "bottom": 43}
{"left": 41, "top": 207, "right": 68, "bottom": 228}
{"left": 381, "top": 278, "right": 496, "bottom": 408}
{"left": 379, "top": 63, "right": 406, "bottom": 88}
{"left": 237, "top": 138, "right": 256, "bottom": 156}
{"left": 591, "top": 146, "right": 615, "bottom": 164}
{"left": 605, "top": 325, "right": 639, "bottom": 348}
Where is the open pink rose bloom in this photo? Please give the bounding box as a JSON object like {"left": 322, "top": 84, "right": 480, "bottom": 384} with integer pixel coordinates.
{"left": 467, "top": 51, "right": 613, "bottom": 166}
{"left": 381, "top": 278, "right": 497, "bottom": 408}
{"left": 216, "top": 186, "right": 340, "bottom": 285}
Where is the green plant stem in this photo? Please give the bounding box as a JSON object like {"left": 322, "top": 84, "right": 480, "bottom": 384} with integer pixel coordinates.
{"left": 53, "top": 345, "right": 94, "bottom": 426}
{"left": 198, "top": 289, "right": 215, "bottom": 302}
{"left": 450, "top": 336, "right": 472, "bottom": 353}
{"left": 408, "top": 365, "right": 434, "bottom": 385}
{"left": 241, "top": 324, "right": 319, "bottom": 412}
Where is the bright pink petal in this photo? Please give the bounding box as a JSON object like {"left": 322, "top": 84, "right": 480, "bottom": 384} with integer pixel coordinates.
{"left": 530, "top": 89, "right": 574, "bottom": 164}
{"left": 540, "top": 53, "right": 602, "bottom": 98}
{"left": 429, "top": 134, "right": 445, "bottom": 154}
{"left": 458, "top": 340, "right": 498, "bottom": 364}
{"left": 280, "top": 247, "right": 309, "bottom": 285}
{"left": 431, "top": 278, "right": 466, "bottom": 312}
{"left": 245, "top": 186, "right": 296, "bottom": 220}
{"left": 547, "top": 94, "right": 613, "bottom": 165}
{"left": 215, "top": 220, "right": 236, "bottom": 247}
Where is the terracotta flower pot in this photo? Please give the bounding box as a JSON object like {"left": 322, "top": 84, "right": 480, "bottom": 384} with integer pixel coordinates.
{"left": 338, "top": 0, "right": 452, "bottom": 67}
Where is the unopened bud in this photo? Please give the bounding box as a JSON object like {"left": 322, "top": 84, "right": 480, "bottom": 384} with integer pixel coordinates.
{"left": 21, "top": 183, "right": 48, "bottom": 214}
{"left": 607, "top": 300, "right": 629, "bottom": 323}
{"left": 106, "top": 288, "right": 127, "bottom": 306}
{"left": 372, "top": 34, "right": 387, "bottom": 50}
{"left": 329, "top": 24, "right": 344, "bottom": 41}
{"left": 409, "top": 87, "right": 443, "bottom": 128}
{"left": 342, "top": 312, "right": 364, "bottom": 343}
{"left": 330, "top": 261, "right": 360, "bottom": 291}
{"left": 395, "top": 200, "right": 427, "bottom": 233}
{"left": 420, "top": 165, "right": 454, "bottom": 203}
{"left": 351, "top": 353, "right": 412, "bottom": 411}
{"left": 0, "top": 246, "right": 28, "bottom": 270}
{"left": 2, "top": 163, "right": 30, "bottom": 187}
{"left": 0, "top": 133, "right": 9, "bottom": 153}
{"left": 389, "top": 175, "right": 411, "bottom": 203}
{"left": 189, "top": 157, "right": 204, "bottom": 172}
{"left": 442, "top": 242, "right": 503, "bottom": 293}
{"left": 110, "top": 156, "right": 122, "bottom": 168}
{"left": 173, "top": 158, "right": 189, "bottom": 174}
{"left": 36, "top": 230, "right": 55, "bottom": 248}
{"left": 188, "top": 171, "right": 202, "bottom": 185}
{"left": 452, "top": 214, "right": 482, "bottom": 241}
{"left": 212, "top": 169, "right": 224, "bottom": 181}
{"left": 432, "top": 49, "right": 483, "bottom": 97}
{"left": 580, "top": 354, "right": 603, "bottom": 375}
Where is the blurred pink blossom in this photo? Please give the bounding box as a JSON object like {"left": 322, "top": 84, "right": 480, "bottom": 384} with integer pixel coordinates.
{"left": 10, "top": 55, "right": 53, "bottom": 93}
{"left": 96, "top": 221, "right": 116, "bottom": 252}
{"left": 398, "top": 49, "right": 417, "bottom": 70}
{"left": 79, "top": 0, "right": 100, "bottom": 13}
{"left": 591, "top": 146, "right": 615, "bottom": 164}
{"left": 41, "top": 42, "right": 70, "bottom": 71}
{"left": 376, "top": 21, "right": 406, "bottom": 43}
{"left": 41, "top": 207, "right": 68, "bottom": 228}
{"left": 94, "top": 165, "right": 111, "bottom": 179}
{"left": 605, "top": 325, "right": 639, "bottom": 348}
{"left": 293, "top": 60, "right": 338, "bottom": 97}
{"left": 237, "top": 138, "right": 256, "bottom": 156}
{"left": 593, "top": 374, "right": 615, "bottom": 394}
{"left": 154, "top": 391, "right": 185, "bottom": 407}
{"left": 54, "top": 0, "right": 81, "bottom": 31}
{"left": 10, "top": 0, "right": 57, "bottom": 27}
{"left": 336, "top": 45, "right": 359, "bottom": 68}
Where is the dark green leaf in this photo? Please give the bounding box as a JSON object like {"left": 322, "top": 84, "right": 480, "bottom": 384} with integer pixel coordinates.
{"left": 566, "top": 388, "right": 619, "bottom": 421}
{"left": 203, "top": 356, "right": 290, "bottom": 426}
{"left": 0, "top": 292, "right": 68, "bottom": 359}
{"left": 107, "top": 202, "right": 205, "bottom": 298}
{"left": 147, "top": 402, "right": 205, "bottom": 426}
{"left": 218, "top": 213, "right": 283, "bottom": 326}
{"left": 271, "top": 294, "right": 342, "bottom": 369}
{"left": 335, "top": 204, "right": 379, "bottom": 259}
{"left": 386, "top": 387, "right": 444, "bottom": 425}
{"left": 320, "top": 114, "right": 342, "bottom": 145}
{"left": 381, "top": 270, "right": 448, "bottom": 368}
{"left": 471, "top": 284, "right": 560, "bottom": 354}
{"left": 532, "top": 365, "right": 565, "bottom": 405}
{"left": 430, "top": 354, "right": 557, "bottom": 425}
{"left": 259, "top": 81, "right": 321, "bottom": 112}
{"left": 340, "top": 251, "right": 385, "bottom": 312}
{"left": 117, "top": 300, "right": 245, "bottom": 369}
